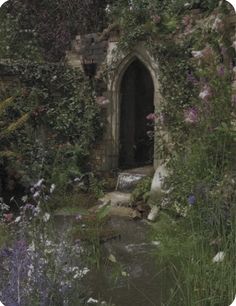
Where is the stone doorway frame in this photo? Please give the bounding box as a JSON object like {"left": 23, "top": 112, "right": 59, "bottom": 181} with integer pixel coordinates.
{"left": 106, "top": 43, "right": 162, "bottom": 170}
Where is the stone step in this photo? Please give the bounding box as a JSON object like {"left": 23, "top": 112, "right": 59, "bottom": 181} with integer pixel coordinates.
{"left": 116, "top": 166, "right": 154, "bottom": 192}
{"left": 98, "top": 191, "right": 132, "bottom": 207}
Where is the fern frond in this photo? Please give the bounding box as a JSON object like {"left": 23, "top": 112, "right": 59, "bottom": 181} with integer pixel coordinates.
{"left": 0, "top": 97, "right": 14, "bottom": 116}
{"left": 0, "top": 113, "right": 30, "bottom": 138}
{"left": 0, "top": 151, "right": 19, "bottom": 158}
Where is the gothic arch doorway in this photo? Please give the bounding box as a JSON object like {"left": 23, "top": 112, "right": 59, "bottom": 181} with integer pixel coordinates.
{"left": 119, "top": 58, "right": 154, "bottom": 168}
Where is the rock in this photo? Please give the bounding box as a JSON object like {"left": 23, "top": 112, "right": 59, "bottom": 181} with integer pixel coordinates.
{"left": 98, "top": 191, "right": 131, "bottom": 207}
{"left": 116, "top": 172, "right": 147, "bottom": 192}
{"left": 108, "top": 254, "right": 117, "bottom": 263}
{"left": 136, "top": 202, "right": 151, "bottom": 218}
{"left": 148, "top": 164, "right": 168, "bottom": 206}
{"left": 131, "top": 210, "right": 142, "bottom": 220}
{"left": 151, "top": 164, "right": 168, "bottom": 194}
{"left": 212, "top": 251, "right": 225, "bottom": 263}
{"left": 108, "top": 206, "right": 135, "bottom": 218}
{"left": 147, "top": 206, "right": 160, "bottom": 221}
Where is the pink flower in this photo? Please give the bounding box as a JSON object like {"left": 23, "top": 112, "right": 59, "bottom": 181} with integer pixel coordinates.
{"left": 184, "top": 107, "right": 199, "bottom": 124}
{"left": 146, "top": 113, "right": 157, "bottom": 121}
{"left": 199, "top": 85, "right": 212, "bottom": 101}
{"left": 151, "top": 15, "right": 161, "bottom": 24}
{"left": 3, "top": 213, "right": 13, "bottom": 222}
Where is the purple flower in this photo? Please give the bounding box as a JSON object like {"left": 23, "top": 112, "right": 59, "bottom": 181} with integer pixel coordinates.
{"left": 188, "top": 195, "right": 196, "bottom": 205}
{"left": 184, "top": 107, "right": 199, "bottom": 124}
{"left": 217, "top": 65, "right": 225, "bottom": 77}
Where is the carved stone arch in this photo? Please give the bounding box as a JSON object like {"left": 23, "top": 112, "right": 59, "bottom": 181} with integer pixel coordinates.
{"left": 105, "top": 44, "right": 162, "bottom": 170}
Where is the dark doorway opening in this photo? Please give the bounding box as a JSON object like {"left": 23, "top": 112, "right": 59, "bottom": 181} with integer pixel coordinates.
{"left": 119, "top": 59, "right": 154, "bottom": 169}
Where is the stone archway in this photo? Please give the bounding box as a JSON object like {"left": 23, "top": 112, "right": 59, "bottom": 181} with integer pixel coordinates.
{"left": 119, "top": 58, "right": 154, "bottom": 168}
{"left": 107, "top": 45, "right": 162, "bottom": 171}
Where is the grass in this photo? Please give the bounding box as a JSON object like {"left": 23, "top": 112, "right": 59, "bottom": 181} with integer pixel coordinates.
{"left": 0, "top": 223, "right": 10, "bottom": 248}
{"left": 46, "top": 191, "right": 98, "bottom": 215}
{"left": 151, "top": 210, "right": 236, "bottom": 306}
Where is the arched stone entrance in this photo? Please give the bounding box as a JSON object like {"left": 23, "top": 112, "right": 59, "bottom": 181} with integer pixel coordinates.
{"left": 119, "top": 58, "right": 154, "bottom": 168}
{"left": 106, "top": 45, "right": 161, "bottom": 171}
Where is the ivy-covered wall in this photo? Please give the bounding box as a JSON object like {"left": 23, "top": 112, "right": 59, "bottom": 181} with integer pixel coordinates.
{"left": 0, "top": 0, "right": 235, "bottom": 206}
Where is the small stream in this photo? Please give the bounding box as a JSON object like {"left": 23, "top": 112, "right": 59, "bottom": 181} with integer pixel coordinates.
{"left": 55, "top": 215, "right": 170, "bottom": 306}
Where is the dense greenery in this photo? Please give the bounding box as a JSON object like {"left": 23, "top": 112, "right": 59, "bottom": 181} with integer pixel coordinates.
{"left": 0, "top": 0, "right": 109, "bottom": 61}
{"left": 0, "top": 62, "right": 102, "bottom": 192}
{"left": 0, "top": 0, "right": 235, "bottom": 305}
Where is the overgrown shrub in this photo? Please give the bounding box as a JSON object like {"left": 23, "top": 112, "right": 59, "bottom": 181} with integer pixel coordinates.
{"left": 0, "top": 63, "right": 102, "bottom": 189}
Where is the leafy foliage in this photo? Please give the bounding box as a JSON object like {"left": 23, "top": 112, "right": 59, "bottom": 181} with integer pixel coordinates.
{"left": 0, "top": 0, "right": 109, "bottom": 61}
{"left": 0, "top": 63, "right": 102, "bottom": 188}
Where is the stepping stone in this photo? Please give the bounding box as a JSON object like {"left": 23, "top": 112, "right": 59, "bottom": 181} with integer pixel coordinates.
{"left": 99, "top": 191, "right": 132, "bottom": 207}
{"left": 116, "top": 166, "right": 154, "bottom": 192}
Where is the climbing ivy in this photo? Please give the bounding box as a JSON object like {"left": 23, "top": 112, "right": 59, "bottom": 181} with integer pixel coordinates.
{"left": 108, "top": 0, "right": 235, "bottom": 216}
{"left": 0, "top": 62, "right": 102, "bottom": 187}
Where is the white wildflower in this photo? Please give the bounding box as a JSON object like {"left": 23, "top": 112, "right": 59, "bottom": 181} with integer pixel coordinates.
{"left": 15, "top": 216, "right": 21, "bottom": 223}
{"left": 34, "top": 178, "right": 44, "bottom": 189}
{"left": 212, "top": 16, "right": 222, "bottom": 31}
{"left": 105, "top": 4, "right": 111, "bottom": 13}
{"left": 33, "top": 205, "right": 41, "bottom": 216}
{"left": 212, "top": 251, "right": 225, "bottom": 263}
{"left": 0, "top": 202, "right": 10, "bottom": 211}
{"left": 191, "top": 51, "right": 204, "bottom": 58}
{"left": 28, "top": 241, "right": 35, "bottom": 252}
{"left": 45, "top": 239, "right": 52, "bottom": 247}
{"left": 27, "top": 264, "right": 34, "bottom": 278}
{"left": 87, "top": 298, "right": 99, "bottom": 304}
{"left": 50, "top": 184, "right": 56, "bottom": 194}
{"left": 73, "top": 267, "right": 90, "bottom": 279}
{"left": 199, "top": 89, "right": 209, "bottom": 100}
{"left": 33, "top": 191, "right": 40, "bottom": 199}
{"left": 184, "top": 2, "right": 191, "bottom": 7}
{"left": 21, "top": 195, "right": 28, "bottom": 203}
{"left": 43, "top": 212, "right": 50, "bottom": 222}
